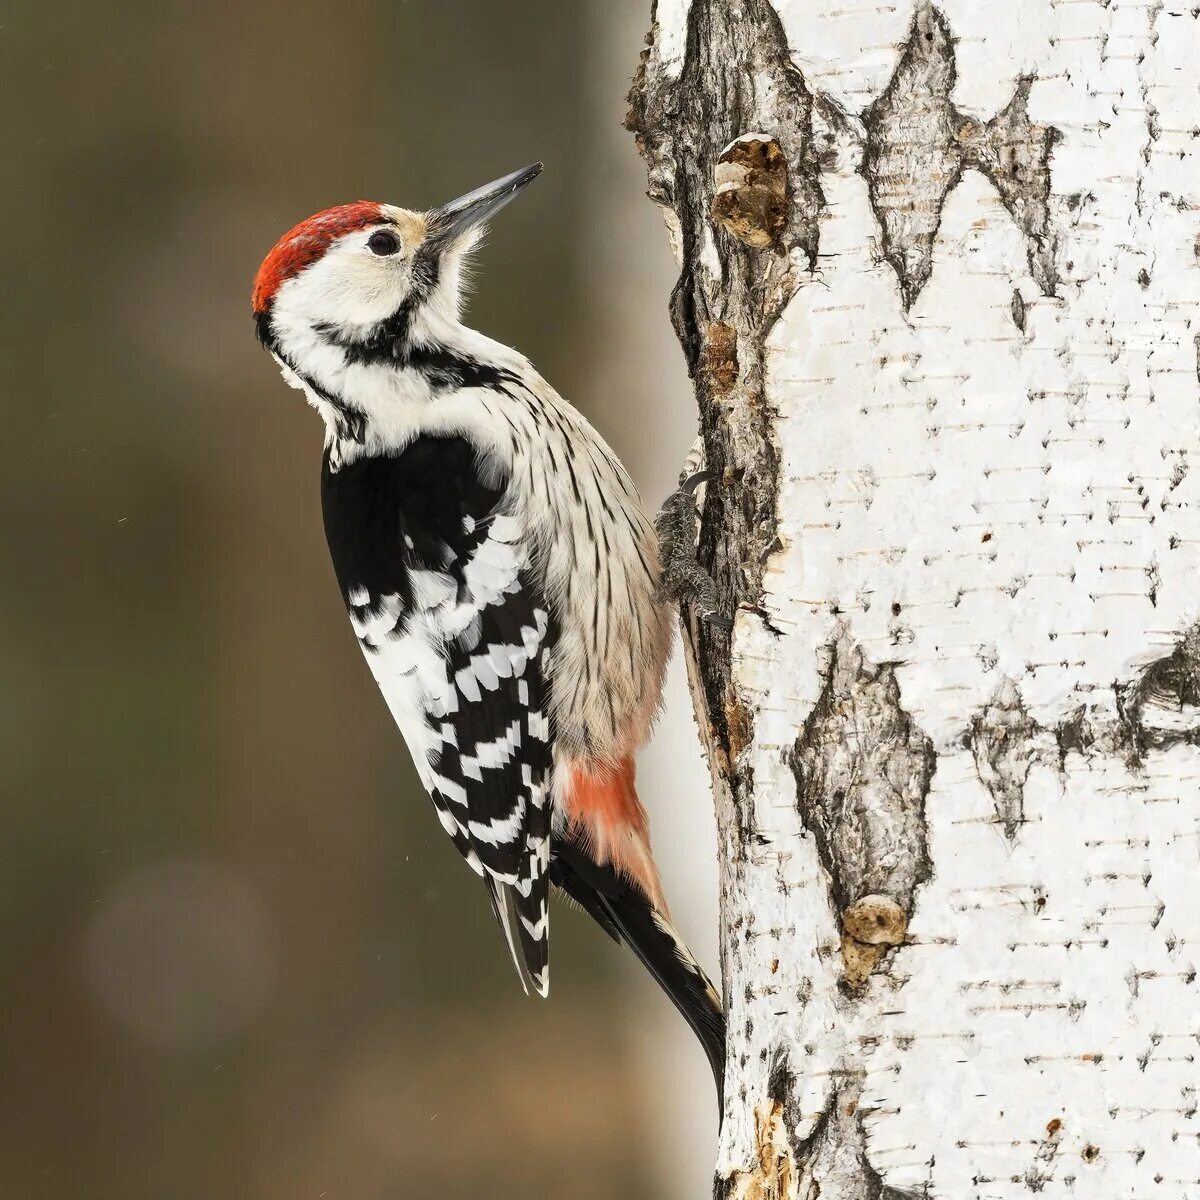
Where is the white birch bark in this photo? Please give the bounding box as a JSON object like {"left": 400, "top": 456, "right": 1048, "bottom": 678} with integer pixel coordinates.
{"left": 627, "top": 2, "right": 1200, "bottom": 1196}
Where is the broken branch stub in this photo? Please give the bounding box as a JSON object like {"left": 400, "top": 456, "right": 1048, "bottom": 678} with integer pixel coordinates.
{"left": 712, "top": 134, "right": 790, "bottom": 250}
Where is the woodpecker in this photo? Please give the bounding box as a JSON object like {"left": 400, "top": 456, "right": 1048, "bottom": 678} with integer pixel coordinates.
{"left": 252, "top": 163, "right": 725, "bottom": 1098}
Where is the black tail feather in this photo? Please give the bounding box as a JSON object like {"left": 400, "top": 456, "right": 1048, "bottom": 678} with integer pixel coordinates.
{"left": 550, "top": 834, "right": 726, "bottom": 1110}
{"left": 511, "top": 871, "right": 550, "bottom": 998}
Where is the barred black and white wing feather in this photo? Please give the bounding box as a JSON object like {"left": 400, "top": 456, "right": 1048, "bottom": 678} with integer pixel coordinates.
{"left": 321, "top": 436, "right": 556, "bottom": 995}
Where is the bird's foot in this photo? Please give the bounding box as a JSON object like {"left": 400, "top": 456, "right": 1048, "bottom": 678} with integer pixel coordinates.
{"left": 655, "top": 470, "right": 733, "bottom": 631}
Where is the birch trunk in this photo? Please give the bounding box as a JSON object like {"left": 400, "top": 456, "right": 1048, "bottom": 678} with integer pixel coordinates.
{"left": 627, "top": 2, "right": 1200, "bottom": 1196}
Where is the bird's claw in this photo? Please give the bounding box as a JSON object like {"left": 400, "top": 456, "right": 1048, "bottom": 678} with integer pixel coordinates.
{"left": 680, "top": 469, "right": 715, "bottom": 496}
{"left": 654, "top": 474, "right": 733, "bottom": 631}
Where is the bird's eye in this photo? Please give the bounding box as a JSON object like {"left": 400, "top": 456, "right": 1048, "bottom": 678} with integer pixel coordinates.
{"left": 367, "top": 229, "right": 401, "bottom": 256}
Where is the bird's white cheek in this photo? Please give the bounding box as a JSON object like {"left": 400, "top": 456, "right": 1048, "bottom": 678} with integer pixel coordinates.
{"left": 279, "top": 254, "right": 413, "bottom": 329}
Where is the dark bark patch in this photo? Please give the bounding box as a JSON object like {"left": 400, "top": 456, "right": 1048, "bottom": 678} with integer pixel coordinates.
{"left": 789, "top": 629, "right": 935, "bottom": 988}
{"left": 704, "top": 321, "right": 740, "bottom": 396}
{"left": 1054, "top": 708, "right": 1095, "bottom": 762}
{"left": 862, "top": 4, "right": 1061, "bottom": 307}
{"left": 1117, "top": 623, "right": 1200, "bottom": 760}
{"left": 1011, "top": 289, "right": 1028, "bottom": 332}
{"left": 788, "top": 1071, "right": 929, "bottom": 1200}
{"left": 1024, "top": 1117, "right": 1064, "bottom": 1192}
{"left": 862, "top": 3, "right": 963, "bottom": 310}
{"left": 718, "top": 1050, "right": 802, "bottom": 1199}
{"left": 970, "top": 76, "right": 1062, "bottom": 298}
{"left": 1030, "top": 626, "right": 1200, "bottom": 770}
{"left": 628, "top": 0, "right": 824, "bottom": 769}
{"left": 969, "top": 678, "right": 1040, "bottom": 841}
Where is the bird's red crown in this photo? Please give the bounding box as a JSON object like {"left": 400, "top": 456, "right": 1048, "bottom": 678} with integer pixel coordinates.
{"left": 252, "top": 201, "right": 383, "bottom": 314}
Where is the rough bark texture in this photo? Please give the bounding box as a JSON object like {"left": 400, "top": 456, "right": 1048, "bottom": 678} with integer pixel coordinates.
{"left": 629, "top": 1, "right": 1200, "bottom": 1197}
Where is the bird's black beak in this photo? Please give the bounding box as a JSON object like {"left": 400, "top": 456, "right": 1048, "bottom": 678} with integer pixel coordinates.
{"left": 428, "top": 163, "right": 543, "bottom": 244}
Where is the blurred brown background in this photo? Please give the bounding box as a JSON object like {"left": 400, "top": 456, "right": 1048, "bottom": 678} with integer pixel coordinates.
{"left": 0, "top": 2, "right": 719, "bottom": 1197}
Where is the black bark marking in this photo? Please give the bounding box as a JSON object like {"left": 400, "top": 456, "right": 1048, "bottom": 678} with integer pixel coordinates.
{"left": 715, "top": 1049, "right": 927, "bottom": 1200}
{"left": 789, "top": 630, "right": 935, "bottom": 987}
{"left": 712, "top": 1048, "right": 805, "bottom": 1199}
{"left": 1054, "top": 708, "right": 1096, "bottom": 763}
{"left": 863, "top": 4, "right": 1061, "bottom": 308}
{"left": 1014, "top": 625, "right": 1200, "bottom": 770}
{"left": 969, "top": 679, "right": 1040, "bottom": 842}
{"left": 862, "top": 4, "right": 964, "bottom": 310}
{"left": 793, "top": 1070, "right": 929, "bottom": 1200}
{"left": 1025, "top": 1118, "right": 1065, "bottom": 1193}
{"left": 974, "top": 640, "right": 1200, "bottom": 818}
{"left": 971, "top": 76, "right": 1062, "bottom": 298}
{"left": 1117, "top": 623, "right": 1200, "bottom": 760}
{"left": 1012, "top": 288, "right": 1028, "bottom": 332}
